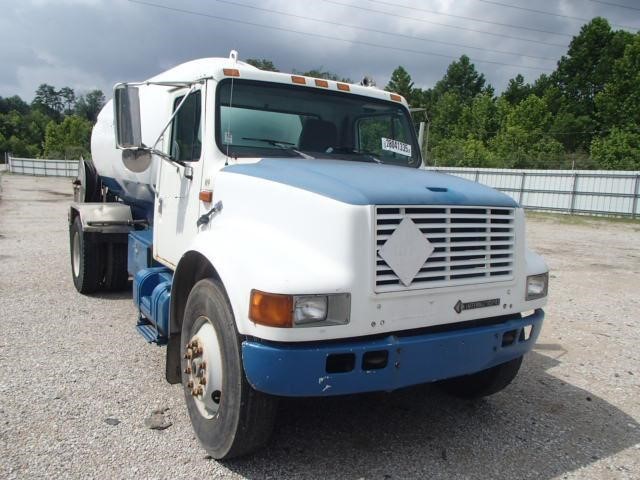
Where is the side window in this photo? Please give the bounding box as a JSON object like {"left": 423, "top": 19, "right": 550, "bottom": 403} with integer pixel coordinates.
{"left": 170, "top": 91, "right": 202, "bottom": 161}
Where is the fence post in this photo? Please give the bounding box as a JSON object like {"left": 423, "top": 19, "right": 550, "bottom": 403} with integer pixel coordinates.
{"left": 632, "top": 174, "right": 640, "bottom": 219}
{"left": 570, "top": 172, "right": 578, "bottom": 214}
{"left": 474, "top": 170, "right": 480, "bottom": 182}
{"left": 7, "top": 154, "right": 11, "bottom": 173}
{"left": 518, "top": 172, "right": 527, "bottom": 206}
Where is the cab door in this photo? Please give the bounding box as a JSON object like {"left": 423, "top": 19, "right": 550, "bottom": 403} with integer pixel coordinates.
{"left": 153, "top": 88, "right": 204, "bottom": 268}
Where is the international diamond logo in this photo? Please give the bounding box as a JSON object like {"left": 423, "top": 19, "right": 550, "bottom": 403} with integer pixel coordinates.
{"left": 378, "top": 217, "right": 434, "bottom": 287}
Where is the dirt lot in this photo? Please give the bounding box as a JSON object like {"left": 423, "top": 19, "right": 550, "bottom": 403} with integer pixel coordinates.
{"left": 0, "top": 174, "right": 639, "bottom": 479}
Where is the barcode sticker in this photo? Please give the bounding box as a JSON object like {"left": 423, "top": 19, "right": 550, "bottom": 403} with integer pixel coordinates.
{"left": 381, "top": 137, "right": 411, "bottom": 157}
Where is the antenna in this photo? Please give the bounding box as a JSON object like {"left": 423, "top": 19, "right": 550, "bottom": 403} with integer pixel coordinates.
{"left": 229, "top": 50, "right": 238, "bottom": 64}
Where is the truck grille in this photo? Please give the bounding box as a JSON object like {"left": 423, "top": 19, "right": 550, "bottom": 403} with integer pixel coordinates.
{"left": 375, "top": 206, "right": 515, "bottom": 292}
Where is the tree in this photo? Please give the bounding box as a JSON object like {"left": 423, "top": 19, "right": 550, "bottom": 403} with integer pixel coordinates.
{"left": 429, "top": 92, "right": 465, "bottom": 145}
{"left": 490, "top": 95, "right": 565, "bottom": 168}
{"left": 554, "top": 18, "right": 632, "bottom": 118}
{"left": 59, "top": 87, "right": 76, "bottom": 115}
{"left": 0, "top": 95, "right": 29, "bottom": 115}
{"left": 74, "top": 90, "right": 105, "bottom": 123}
{"left": 456, "top": 93, "right": 499, "bottom": 142}
{"left": 590, "top": 128, "right": 640, "bottom": 170}
{"left": 43, "top": 115, "right": 92, "bottom": 159}
{"left": 549, "top": 109, "right": 594, "bottom": 152}
{"left": 245, "top": 58, "right": 279, "bottom": 72}
{"left": 32, "top": 84, "right": 62, "bottom": 118}
{"left": 433, "top": 55, "right": 487, "bottom": 103}
{"left": 502, "top": 74, "right": 531, "bottom": 105}
{"left": 596, "top": 34, "right": 640, "bottom": 132}
{"left": 385, "top": 66, "right": 415, "bottom": 104}
{"left": 296, "top": 68, "right": 351, "bottom": 83}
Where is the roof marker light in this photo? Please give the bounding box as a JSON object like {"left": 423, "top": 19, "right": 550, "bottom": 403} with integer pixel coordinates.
{"left": 291, "top": 75, "right": 306, "bottom": 85}
{"left": 337, "top": 83, "right": 350, "bottom": 92}
{"left": 223, "top": 68, "right": 240, "bottom": 77}
{"left": 314, "top": 79, "right": 329, "bottom": 88}
{"left": 390, "top": 93, "right": 402, "bottom": 102}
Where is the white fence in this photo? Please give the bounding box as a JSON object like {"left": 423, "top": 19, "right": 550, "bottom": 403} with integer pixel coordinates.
{"left": 429, "top": 167, "right": 640, "bottom": 218}
{"left": 7, "top": 155, "right": 79, "bottom": 177}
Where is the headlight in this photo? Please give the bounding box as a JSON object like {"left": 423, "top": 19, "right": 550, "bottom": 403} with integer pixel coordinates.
{"left": 250, "top": 290, "right": 350, "bottom": 327}
{"left": 294, "top": 296, "right": 328, "bottom": 325}
{"left": 526, "top": 272, "right": 548, "bottom": 300}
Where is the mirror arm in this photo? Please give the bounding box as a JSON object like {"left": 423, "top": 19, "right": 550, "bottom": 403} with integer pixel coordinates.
{"left": 150, "top": 84, "right": 198, "bottom": 153}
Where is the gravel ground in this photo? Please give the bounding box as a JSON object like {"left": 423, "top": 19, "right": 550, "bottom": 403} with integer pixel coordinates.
{"left": 0, "top": 174, "right": 639, "bottom": 479}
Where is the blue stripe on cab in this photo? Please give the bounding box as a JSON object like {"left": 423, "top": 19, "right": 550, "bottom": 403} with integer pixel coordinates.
{"left": 224, "top": 159, "right": 518, "bottom": 207}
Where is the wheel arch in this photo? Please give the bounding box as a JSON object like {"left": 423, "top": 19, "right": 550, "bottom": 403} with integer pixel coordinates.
{"left": 165, "top": 250, "right": 223, "bottom": 383}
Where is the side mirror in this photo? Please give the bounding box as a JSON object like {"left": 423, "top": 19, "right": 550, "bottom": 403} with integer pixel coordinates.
{"left": 114, "top": 84, "right": 143, "bottom": 149}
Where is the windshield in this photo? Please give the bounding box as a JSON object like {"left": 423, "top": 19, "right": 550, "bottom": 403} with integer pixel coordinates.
{"left": 215, "top": 79, "right": 422, "bottom": 167}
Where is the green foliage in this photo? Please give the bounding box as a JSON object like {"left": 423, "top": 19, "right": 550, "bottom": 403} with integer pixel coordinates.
{"left": 296, "top": 68, "right": 352, "bottom": 83}
{"left": 0, "top": 85, "right": 102, "bottom": 160}
{"left": 245, "top": 58, "right": 279, "bottom": 72}
{"left": 385, "top": 66, "right": 415, "bottom": 104}
{"left": 554, "top": 18, "right": 632, "bottom": 118}
{"left": 595, "top": 35, "right": 640, "bottom": 131}
{"left": 433, "top": 55, "right": 487, "bottom": 103}
{"left": 74, "top": 90, "right": 105, "bottom": 123}
{"left": 502, "top": 74, "right": 531, "bottom": 106}
{"left": 590, "top": 128, "right": 640, "bottom": 170}
{"left": 43, "top": 115, "right": 92, "bottom": 159}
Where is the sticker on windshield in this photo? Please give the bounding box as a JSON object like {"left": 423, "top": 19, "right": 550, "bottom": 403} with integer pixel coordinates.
{"left": 381, "top": 137, "right": 412, "bottom": 157}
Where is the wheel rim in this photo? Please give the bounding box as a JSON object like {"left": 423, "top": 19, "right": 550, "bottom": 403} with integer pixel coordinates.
{"left": 72, "top": 231, "right": 80, "bottom": 277}
{"left": 185, "top": 317, "right": 224, "bottom": 419}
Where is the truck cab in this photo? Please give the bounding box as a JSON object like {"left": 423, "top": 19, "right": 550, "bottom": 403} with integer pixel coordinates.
{"left": 69, "top": 52, "right": 548, "bottom": 459}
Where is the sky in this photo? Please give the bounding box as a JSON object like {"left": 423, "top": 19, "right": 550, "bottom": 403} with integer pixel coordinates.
{"left": 1, "top": 0, "right": 639, "bottom": 102}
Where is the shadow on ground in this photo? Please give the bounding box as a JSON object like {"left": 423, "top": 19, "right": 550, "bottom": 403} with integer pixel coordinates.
{"left": 223, "top": 350, "right": 639, "bottom": 479}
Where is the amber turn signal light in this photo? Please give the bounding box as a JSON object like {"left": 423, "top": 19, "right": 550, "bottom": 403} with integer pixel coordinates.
{"left": 199, "top": 190, "right": 213, "bottom": 203}
{"left": 223, "top": 68, "right": 240, "bottom": 77}
{"left": 249, "top": 290, "right": 293, "bottom": 328}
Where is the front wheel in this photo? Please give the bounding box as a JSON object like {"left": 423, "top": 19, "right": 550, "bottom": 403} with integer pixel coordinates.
{"left": 181, "top": 279, "right": 278, "bottom": 459}
{"left": 438, "top": 356, "right": 523, "bottom": 399}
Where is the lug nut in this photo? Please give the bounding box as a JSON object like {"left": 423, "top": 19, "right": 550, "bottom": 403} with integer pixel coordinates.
{"left": 200, "top": 377, "right": 207, "bottom": 386}
{"left": 200, "top": 361, "right": 207, "bottom": 370}
{"left": 184, "top": 348, "right": 193, "bottom": 359}
{"left": 184, "top": 367, "right": 192, "bottom": 374}
{"left": 187, "top": 380, "right": 194, "bottom": 389}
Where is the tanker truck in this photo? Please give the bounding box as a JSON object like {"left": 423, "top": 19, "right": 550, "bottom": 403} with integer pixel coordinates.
{"left": 68, "top": 51, "right": 549, "bottom": 459}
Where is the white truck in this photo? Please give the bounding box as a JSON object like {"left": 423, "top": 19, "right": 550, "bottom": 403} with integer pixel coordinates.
{"left": 69, "top": 52, "right": 549, "bottom": 459}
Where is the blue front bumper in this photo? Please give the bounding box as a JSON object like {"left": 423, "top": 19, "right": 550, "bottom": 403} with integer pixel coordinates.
{"left": 242, "top": 309, "right": 544, "bottom": 397}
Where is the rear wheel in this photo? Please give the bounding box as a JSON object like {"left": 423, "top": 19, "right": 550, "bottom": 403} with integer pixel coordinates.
{"left": 438, "top": 356, "right": 523, "bottom": 399}
{"left": 70, "top": 216, "right": 103, "bottom": 294}
{"left": 181, "top": 279, "right": 278, "bottom": 459}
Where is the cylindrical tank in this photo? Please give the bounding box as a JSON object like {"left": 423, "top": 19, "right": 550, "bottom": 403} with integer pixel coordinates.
{"left": 90, "top": 82, "right": 172, "bottom": 222}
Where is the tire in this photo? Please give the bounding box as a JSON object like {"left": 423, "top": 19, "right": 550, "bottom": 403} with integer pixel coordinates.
{"left": 70, "top": 215, "right": 103, "bottom": 294}
{"left": 181, "top": 279, "right": 278, "bottom": 459}
{"left": 83, "top": 160, "right": 102, "bottom": 203}
{"left": 103, "top": 242, "right": 129, "bottom": 291}
{"left": 438, "top": 356, "right": 523, "bottom": 399}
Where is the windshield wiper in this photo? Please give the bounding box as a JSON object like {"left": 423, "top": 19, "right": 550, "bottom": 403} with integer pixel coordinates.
{"left": 242, "top": 137, "right": 315, "bottom": 159}
{"left": 328, "top": 147, "right": 382, "bottom": 164}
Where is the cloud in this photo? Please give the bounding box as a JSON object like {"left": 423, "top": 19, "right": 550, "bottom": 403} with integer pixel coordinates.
{"left": 0, "top": 0, "right": 638, "bottom": 101}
